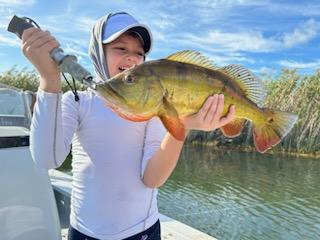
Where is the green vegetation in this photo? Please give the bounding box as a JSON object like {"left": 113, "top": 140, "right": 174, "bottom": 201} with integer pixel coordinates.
{"left": 0, "top": 66, "right": 85, "bottom": 92}
{"left": 264, "top": 69, "right": 320, "bottom": 155}
{"left": 188, "top": 69, "right": 320, "bottom": 155}
{"left": 1, "top": 67, "right": 319, "bottom": 155}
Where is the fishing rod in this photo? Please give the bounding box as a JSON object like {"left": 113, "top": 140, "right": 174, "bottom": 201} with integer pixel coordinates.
{"left": 7, "top": 15, "right": 96, "bottom": 91}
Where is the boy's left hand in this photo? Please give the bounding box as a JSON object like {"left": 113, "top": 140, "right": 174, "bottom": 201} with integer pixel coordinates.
{"left": 182, "top": 94, "right": 236, "bottom": 132}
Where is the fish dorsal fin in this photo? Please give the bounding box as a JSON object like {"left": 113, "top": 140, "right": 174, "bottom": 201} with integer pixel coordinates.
{"left": 221, "top": 64, "right": 267, "bottom": 107}
{"left": 166, "top": 50, "right": 218, "bottom": 71}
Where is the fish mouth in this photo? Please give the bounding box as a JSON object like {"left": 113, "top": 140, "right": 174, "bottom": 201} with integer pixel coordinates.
{"left": 118, "top": 65, "right": 135, "bottom": 73}
{"left": 96, "top": 81, "right": 126, "bottom": 105}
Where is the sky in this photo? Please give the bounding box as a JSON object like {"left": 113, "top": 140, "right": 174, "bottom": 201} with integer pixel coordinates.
{"left": 0, "top": 0, "right": 319, "bottom": 78}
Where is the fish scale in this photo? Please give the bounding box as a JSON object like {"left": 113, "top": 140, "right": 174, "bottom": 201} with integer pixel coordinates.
{"left": 96, "top": 50, "right": 298, "bottom": 153}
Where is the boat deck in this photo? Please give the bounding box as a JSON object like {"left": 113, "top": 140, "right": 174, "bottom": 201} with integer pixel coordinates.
{"left": 49, "top": 169, "right": 216, "bottom": 240}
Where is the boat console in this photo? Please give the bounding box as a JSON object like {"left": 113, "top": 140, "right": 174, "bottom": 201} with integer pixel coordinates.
{"left": 0, "top": 84, "right": 61, "bottom": 240}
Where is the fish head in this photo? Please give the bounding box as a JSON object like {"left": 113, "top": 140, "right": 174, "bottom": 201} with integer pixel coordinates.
{"left": 97, "top": 64, "right": 164, "bottom": 117}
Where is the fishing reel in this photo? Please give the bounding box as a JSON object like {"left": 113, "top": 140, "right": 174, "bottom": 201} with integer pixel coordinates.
{"left": 7, "top": 15, "right": 94, "bottom": 89}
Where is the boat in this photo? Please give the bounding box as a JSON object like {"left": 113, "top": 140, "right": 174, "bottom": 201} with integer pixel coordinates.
{"left": 0, "top": 83, "right": 60, "bottom": 240}
{"left": 0, "top": 83, "right": 215, "bottom": 240}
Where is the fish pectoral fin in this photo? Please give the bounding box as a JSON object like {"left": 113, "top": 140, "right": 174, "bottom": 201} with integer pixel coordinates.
{"left": 220, "top": 118, "right": 246, "bottom": 138}
{"left": 159, "top": 114, "right": 185, "bottom": 141}
{"left": 159, "top": 98, "right": 185, "bottom": 141}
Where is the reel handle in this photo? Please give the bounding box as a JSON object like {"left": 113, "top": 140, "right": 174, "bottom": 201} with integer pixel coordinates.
{"left": 7, "top": 15, "right": 36, "bottom": 39}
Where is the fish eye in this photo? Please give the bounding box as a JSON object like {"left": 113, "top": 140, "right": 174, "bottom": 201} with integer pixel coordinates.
{"left": 124, "top": 74, "right": 135, "bottom": 84}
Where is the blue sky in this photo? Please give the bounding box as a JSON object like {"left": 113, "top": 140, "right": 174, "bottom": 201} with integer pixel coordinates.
{"left": 0, "top": 0, "right": 319, "bottom": 78}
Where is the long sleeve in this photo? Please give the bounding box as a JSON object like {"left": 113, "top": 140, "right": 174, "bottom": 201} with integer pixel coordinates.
{"left": 30, "top": 89, "right": 79, "bottom": 169}
{"left": 30, "top": 89, "right": 167, "bottom": 238}
{"left": 140, "top": 117, "right": 166, "bottom": 177}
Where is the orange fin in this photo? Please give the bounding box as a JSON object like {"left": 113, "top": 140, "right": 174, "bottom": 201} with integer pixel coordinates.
{"left": 253, "top": 109, "right": 298, "bottom": 153}
{"left": 159, "top": 98, "right": 185, "bottom": 140}
{"left": 253, "top": 129, "right": 281, "bottom": 153}
{"left": 220, "top": 118, "right": 246, "bottom": 138}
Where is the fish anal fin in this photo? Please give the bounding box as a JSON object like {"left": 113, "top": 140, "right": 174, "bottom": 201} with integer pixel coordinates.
{"left": 159, "top": 98, "right": 185, "bottom": 140}
{"left": 220, "top": 118, "right": 246, "bottom": 138}
{"left": 166, "top": 50, "right": 218, "bottom": 71}
{"left": 253, "top": 128, "right": 281, "bottom": 153}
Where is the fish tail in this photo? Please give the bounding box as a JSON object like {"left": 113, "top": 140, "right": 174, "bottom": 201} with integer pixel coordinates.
{"left": 253, "top": 109, "right": 298, "bottom": 153}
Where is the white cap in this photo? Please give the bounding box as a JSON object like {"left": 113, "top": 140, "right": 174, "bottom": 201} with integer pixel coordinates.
{"left": 102, "top": 12, "right": 152, "bottom": 54}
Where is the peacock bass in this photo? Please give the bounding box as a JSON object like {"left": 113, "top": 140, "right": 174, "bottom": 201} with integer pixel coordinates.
{"left": 96, "top": 50, "right": 298, "bottom": 153}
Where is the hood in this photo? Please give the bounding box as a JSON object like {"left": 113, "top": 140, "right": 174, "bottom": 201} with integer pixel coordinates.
{"left": 88, "top": 14, "right": 111, "bottom": 82}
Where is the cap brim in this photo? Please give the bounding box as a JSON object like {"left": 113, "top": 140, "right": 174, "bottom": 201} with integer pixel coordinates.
{"left": 102, "top": 23, "right": 152, "bottom": 54}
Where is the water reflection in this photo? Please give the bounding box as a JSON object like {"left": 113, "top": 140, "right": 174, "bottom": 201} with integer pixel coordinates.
{"left": 59, "top": 145, "right": 320, "bottom": 239}
{"left": 158, "top": 144, "right": 320, "bottom": 239}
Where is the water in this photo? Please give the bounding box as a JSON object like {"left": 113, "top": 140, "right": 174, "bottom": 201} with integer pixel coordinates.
{"left": 158, "top": 145, "right": 320, "bottom": 239}
{"left": 59, "top": 145, "right": 320, "bottom": 239}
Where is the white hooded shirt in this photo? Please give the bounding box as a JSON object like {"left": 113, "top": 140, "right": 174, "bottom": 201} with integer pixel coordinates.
{"left": 30, "top": 13, "right": 166, "bottom": 240}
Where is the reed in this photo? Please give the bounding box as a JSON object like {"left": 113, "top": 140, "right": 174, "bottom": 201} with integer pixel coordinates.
{"left": 264, "top": 69, "right": 320, "bottom": 154}
{"left": 1, "top": 67, "right": 319, "bottom": 154}
{"left": 188, "top": 69, "right": 320, "bottom": 155}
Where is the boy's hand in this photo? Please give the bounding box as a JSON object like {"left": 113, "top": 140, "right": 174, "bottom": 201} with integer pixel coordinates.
{"left": 182, "top": 94, "right": 236, "bottom": 132}
{"left": 21, "top": 27, "right": 61, "bottom": 92}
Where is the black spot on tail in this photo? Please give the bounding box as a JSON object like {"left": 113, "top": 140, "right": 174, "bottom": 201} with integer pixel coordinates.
{"left": 268, "top": 117, "right": 274, "bottom": 123}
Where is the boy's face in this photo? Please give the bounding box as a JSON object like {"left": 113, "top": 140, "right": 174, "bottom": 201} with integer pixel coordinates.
{"left": 104, "top": 32, "right": 145, "bottom": 78}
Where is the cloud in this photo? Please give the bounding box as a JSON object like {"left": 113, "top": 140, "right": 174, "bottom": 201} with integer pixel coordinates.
{"left": 59, "top": 36, "right": 89, "bottom": 50}
{"left": 193, "top": 0, "right": 268, "bottom": 8}
{"left": 63, "top": 44, "right": 89, "bottom": 59}
{"left": 182, "top": 30, "right": 278, "bottom": 53}
{"left": 62, "top": 44, "right": 92, "bottom": 71}
{"left": 283, "top": 19, "right": 319, "bottom": 48}
{"left": 278, "top": 59, "right": 320, "bottom": 69}
{"left": 0, "top": 34, "right": 20, "bottom": 47}
{"left": 0, "top": 7, "right": 15, "bottom": 29}
{"left": 174, "top": 18, "right": 319, "bottom": 54}
{"left": 70, "top": 16, "right": 97, "bottom": 33}
{"left": 257, "top": 66, "right": 278, "bottom": 76}
{"left": 302, "top": 4, "right": 320, "bottom": 16}
{"left": 148, "top": 12, "right": 177, "bottom": 30}
{"left": 265, "top": 2, "right": 320, "bottom": 17}
{"left": 205, "top": 52, "right": 255, "bottom": 66}
{"left": 151, "top": 28, "right": 167, "bottom": 42}
{"left": 40, "top": 15, "right": 96, "bottom": 34}
{"left": 29, "top": 15, "right": 94, "bottom": 53}
{"left": 0, "top": 0, "right": 35, "bottom": 7}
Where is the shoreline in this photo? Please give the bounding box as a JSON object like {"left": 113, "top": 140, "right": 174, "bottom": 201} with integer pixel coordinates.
{"left": 188, "top": 141, "right": 320, "bottom": 159}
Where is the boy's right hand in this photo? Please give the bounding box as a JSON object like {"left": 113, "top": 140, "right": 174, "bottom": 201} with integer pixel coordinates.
{"left": 22, "top": 27, "right": 61, "bottom": 93}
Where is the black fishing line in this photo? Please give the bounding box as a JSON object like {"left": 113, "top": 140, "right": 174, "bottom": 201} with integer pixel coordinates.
{"left": 62, "top": 73, "right": 79, "bottom": 101}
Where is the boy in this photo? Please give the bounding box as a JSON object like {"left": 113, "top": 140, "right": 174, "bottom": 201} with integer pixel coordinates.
{"left": 22, "top": 12, "right": 235, "bottom": 240}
